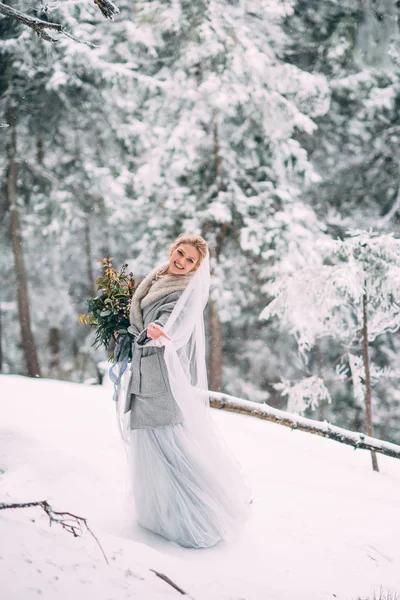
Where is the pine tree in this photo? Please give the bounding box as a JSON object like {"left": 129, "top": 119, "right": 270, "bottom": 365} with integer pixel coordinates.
{"left": 115, "top": 0, "right": 330, "bottom": 390}
{"left": 0, "top": 1, "right": 134, "bottom": 376}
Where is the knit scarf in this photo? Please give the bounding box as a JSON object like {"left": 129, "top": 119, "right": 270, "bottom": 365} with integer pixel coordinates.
{"left": 129, "top": 262, "right": 193, "bottom": 331}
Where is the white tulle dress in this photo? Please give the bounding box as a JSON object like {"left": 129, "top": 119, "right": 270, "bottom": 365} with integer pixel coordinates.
{"left": 127, "top": 421, "right": 250, "bottom": 548}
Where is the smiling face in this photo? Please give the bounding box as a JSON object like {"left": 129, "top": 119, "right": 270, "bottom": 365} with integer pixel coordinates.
{"left": 167, "top": 243, "right": 200, "bottom": 275}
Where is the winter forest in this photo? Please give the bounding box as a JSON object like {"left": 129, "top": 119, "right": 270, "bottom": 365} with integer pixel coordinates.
{"left": 2, "top": 0, "right": 400, "bottom": 448}
{"left": 3, "top": 1, "right": 400, "bottom": 598}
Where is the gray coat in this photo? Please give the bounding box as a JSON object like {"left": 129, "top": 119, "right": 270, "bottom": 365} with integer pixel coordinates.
{"left": 124, "top": 290, "right": 184, "bottom": 430}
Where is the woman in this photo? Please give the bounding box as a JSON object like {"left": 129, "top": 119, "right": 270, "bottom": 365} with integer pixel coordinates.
{"left": 116, "top": 234, "right": 251, "bottom": 548}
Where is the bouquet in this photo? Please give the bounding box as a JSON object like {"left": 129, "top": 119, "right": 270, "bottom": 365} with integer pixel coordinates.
{"left": 79, "top": 258, "right": 136, "bottom": 361}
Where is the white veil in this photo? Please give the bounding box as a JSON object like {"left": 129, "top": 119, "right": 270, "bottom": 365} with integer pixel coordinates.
{"left": 147, "top": 253, "right": 250, "bottom": 503}
{"left": 150, "top": 252, "right": 211, "bottom": 431}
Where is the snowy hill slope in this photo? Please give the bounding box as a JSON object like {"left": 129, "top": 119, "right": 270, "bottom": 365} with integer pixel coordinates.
{"left": 1, "top": 375, "right": 400, "bottom": 600}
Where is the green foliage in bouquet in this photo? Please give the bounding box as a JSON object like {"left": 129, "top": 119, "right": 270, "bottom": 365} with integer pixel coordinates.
{"left": 79, "top": 258, "right": 136, "bottom": 357}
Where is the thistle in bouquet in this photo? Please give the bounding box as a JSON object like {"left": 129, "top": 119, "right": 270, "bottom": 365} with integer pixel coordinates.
{"left": 79, "top": 258, "right": 136, "bottom": 361}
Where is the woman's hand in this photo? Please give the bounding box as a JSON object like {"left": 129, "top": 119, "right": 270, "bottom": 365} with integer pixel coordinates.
{"left": 147, "top": 322, "right": 171, "bottom": 341}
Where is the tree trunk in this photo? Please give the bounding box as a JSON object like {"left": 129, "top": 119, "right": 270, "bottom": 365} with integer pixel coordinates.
{"left": 48, "top": 327, "right": 60, "bottom": 378}
{"left": 7, "top": 68, "right": 41, "bottom": 378}
{"left": 208, "top": 298, "right": 223, "bottom": 392}
{"left": 213, "top": 112, "right": 223, "bottom": 194}
{"left": 316, "top": 340, "right": 325, "bottom": 421}
{"left": 0, "top": 307, "right": 3, "bottom": 373}
{"left": 362, "top": 293, "right": 379, "bottom": 472}
{"left": 84, "top": 216, "right": 96, "bottom": 297}
{"left": 36, "top": 135, "right": 44, "bottom": 165}
{"left": 206, "top": 113, "right": 225, "bottom": 392}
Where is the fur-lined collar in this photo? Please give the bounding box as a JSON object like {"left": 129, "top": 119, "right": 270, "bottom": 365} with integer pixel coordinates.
{"left": 129, "top": 262, "right": 193, "bottom": 331}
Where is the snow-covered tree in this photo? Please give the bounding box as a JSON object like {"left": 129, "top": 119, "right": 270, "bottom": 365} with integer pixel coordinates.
{"left": 284, "top": 0, "right": 400, "bottom": 234}
{"left": 261, "top": 230, "right": 400, "bottom": 469}
{"left": 0, "top": 1, "right": 138, "bottom": 377}
{"left": 112, "top": 0, "right": 330, "bottom": 390}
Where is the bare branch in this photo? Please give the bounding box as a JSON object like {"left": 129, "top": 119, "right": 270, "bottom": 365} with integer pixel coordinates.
{"left": 61, "top": 28, "right": 98, "bottom": 48}
{"left": 0, "top": 500, "right": 109, "bottom": 564}
{"left": 150, "top": 570, "right": 191, "bottom": 597}
{"left": 0, "top": 501, "right": 195, "bottom": 596}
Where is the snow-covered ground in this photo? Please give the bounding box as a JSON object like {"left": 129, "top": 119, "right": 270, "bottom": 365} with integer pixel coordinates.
{"left": 1, "top": 374, "right": 400, "bottom": 600}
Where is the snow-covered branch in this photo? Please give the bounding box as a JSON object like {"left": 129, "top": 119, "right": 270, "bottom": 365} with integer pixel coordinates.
{"left": 0, "top": 0, "right": 119, "bottom": 43}
{"left": 209, "top": 392, "right": 400, "bottom": 461}
{"left": 0, "top": 2, "right": 64, "bottom": 42}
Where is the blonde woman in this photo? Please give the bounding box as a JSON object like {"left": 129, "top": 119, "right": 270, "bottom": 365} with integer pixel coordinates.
{"left": 117, "top": 234, "right": 250, "bottom": 548}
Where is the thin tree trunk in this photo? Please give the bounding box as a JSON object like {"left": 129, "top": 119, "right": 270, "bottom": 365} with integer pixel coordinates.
{"left": 206, "top": 113, "right": 225, "bottom": 391}
{"left": 48, "top": 327, "right": 60, "bottom": 377}
{"left": 316, "top": 341, "right": 325, "bottom": 421}
{"left": 208, "top": 298, "right": 222, "bottom": 392}
{"left": 84, "top": 217, "right": 96, "bottom": 297}
{"left": 362, "top": 293, "right": 379, "bottom": 472}
{"left": 7, "top": 68, "right": 41, "bottom": 378}
{"left": 213, "top": 112, "right": 223, "bottom": 194}
{"left": 0, "top": 307, "right": 3, "bottom": 373}
{"left": 36, "top": 136, "right": 44, "bottom": 165}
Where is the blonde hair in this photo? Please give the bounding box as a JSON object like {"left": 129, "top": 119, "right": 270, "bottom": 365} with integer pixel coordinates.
{"left": 170, "top": 234, "right": 208, "bottom": 270}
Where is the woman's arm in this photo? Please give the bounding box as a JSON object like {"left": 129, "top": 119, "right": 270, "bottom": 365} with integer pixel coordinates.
{"left": 136, "top": 291, "right": 182, "bottom": 345}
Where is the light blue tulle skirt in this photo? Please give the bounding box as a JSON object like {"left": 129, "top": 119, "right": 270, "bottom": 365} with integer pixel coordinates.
{"left": 126, "top": 421, "right": 251, "bottom": 548}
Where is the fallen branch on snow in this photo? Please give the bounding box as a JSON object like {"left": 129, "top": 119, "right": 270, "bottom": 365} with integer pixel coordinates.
{"left": 150, "top": 569, "right": 192, "bottom": 596}
{"left": 0, "top": 500, "right": 108, "bottom": 563}
{"left": 1, "top": 501, "right": 196, "bottom": 595}
{"left": 209, "top": 391, "right": 400, "bottom": 462}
